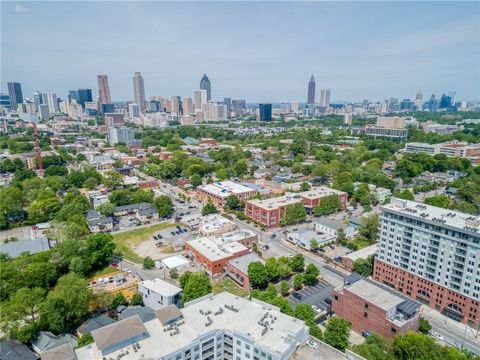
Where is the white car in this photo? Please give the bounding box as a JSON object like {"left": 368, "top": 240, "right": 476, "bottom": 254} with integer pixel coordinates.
{"left": 311, "top": 305, "right": 320, "bottom": 312}
{"left": 307, "top": 340, "right": 319, "bottom": 350}
{"left": 430, "top": 330, "right": 445, "bottom": 342}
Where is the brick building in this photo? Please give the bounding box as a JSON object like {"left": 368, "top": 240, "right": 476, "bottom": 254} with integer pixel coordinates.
{"left": 197, "top": 181, "right": 257, "bottom": 208}
{"left": 226, "top": 253, "right": 264, "bottom": 291}
{"left": 245, "top": 187, "right": 347, "bottom": 228}
{"left": 332, "top": 274, "right": 420, "bottom": 339}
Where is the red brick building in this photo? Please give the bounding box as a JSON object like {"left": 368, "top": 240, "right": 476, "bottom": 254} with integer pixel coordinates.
{"left": 226, "top": 253, "right": 264, "bottom": 290}
{"left": 332, "top": 274, "right": 420, "bottom": 339}
{"left": 197, "top": 181, "right": 257, "bottom": 208}
{"left": 245, "top": 186, "right": 347, "bottom": 228}
{"left": 138, "top": 180, "right": 159, "bottom": 189}
{"left": 374, "top": 259, "right": 480, "bottom": 328}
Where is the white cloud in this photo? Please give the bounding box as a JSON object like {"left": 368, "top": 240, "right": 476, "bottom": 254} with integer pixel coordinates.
{"left": 14, "top": 4, "right": 30, "bottom": 14}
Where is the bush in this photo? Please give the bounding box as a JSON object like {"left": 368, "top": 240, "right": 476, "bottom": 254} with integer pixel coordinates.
{"left": 130, "top": 293, "right": 143, "bottom": 306}
{"left": 143, "top": 256, "right": 155, "bottom": 269}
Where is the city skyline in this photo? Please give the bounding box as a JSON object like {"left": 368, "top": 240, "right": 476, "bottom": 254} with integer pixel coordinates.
{"left": 1, "top": 1, "right": 479, "bottom": 102}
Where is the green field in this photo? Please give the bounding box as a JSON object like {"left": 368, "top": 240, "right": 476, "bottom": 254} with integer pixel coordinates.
{"left": 212, "top": 278, "right": 249, "bottom": 298}
{"left": 112, "top": 222, "right": 176, "bottom": 263}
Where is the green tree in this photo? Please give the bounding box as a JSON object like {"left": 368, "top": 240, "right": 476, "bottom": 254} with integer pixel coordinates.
{"left": 190, "top": 174, "right": 202, "bottom": 189}
{"left": 392, "top": 331, "right": 443, "bottom": 360}
{"left": 97, "top": 202, "right": 115, "bottom": 216}
{"left": 265, "top": 257, "right": 279, "bottom": 282}
{"left": 111, "top": 293, "right": 127, "bottom": 308}
{"left": 332, "top": 171, "right": 355, "bottom": 195}
{"left": 83, "top": 177, "right": 99, "bottom": 190}
{"left": 76, "top": 333, "right": 94, "bottom": 348}
{"left": 310, "top": 239, "right": 320, "bottom": 251}
{"left": 179, "top": 271, "right": 193, "bottom": 288}
{"left": 202, "top": 202, "right": 218, "bottom": 216}
{"left": 234, "top": 159, "right": 248, "bottom": 178}
{"left": 85, "top": 233, "right": 115, "bottom": 269}
{"left": 281, "top": 203, "right": 307, "bottom": 226}
{"left": 154, "top": 195, "right": 173, "bottom": 217}
{"left": 293, "top": 274, "right": 303, "bottom": 290}
{"left": 280, "top": 280, "right": 290, "bottom": 296}
{"left": 395, "top": 189, "right": 415, "bottom": 201}
{"left": 277, "top": 257, "right": 292, "bottom": 278}
{"left": 41, "top": 273, "right": 92, "bottom": 333}
{"left": 102, "top": 171, "right": 123, "bottom": 190}
{"left": 143, "top": 256, "right": 155, "bottom": 269}
{"left": 300, "top": 181, "right": 311, "bottom": 191}
{"left": 130, "top": 293, "right": 143, "bottom": 306}
{"left": 290, "top": 254, "right": 305, "bottom": 272}
{"left": 324, "top": 317, "right": 351, "bottom": 351}
{"left": 27, "top": 197, "right": 62, "bottom": 223}
{"left": 353, "top": 255, "right": 375, "bottom": 277}
{"left": 352, "top": 333, "right": 395, "bottom": 360}
{"left": 314, "top": 194, "right": 341, "bottom": 216}
{"left": 182, "top": 273, "right": 212, "bottom": 303}
{"left": 215, "top": 168, "right": 229, "bottom": 181}
{"left": 170, "top": 268, "right": 179, "bottom": 279}
{"left": 247, "top": 261, "right": 268, "bottom": 289}
{"left": 424, "top": 194, "right": 451, "bottom": 209}
{"left": 44, "top": 165, "right": 68, "bottom": 177}
{"left": 224, "top": 195, "right": 242, "bottom": 211}
{"left": 303, "top": 264, "right": 320, "bottom": 285}
{"left": 419, "top": 317, "right": 432, "bottom": 335}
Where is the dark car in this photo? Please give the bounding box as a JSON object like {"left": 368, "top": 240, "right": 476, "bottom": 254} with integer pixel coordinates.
{"left": 319, "top": 248, "right": 326, "bottom": 253}
{"left": 293, "top": 293, "right": 303, "bottom": 300}
{"left": 270, "top": 234, "right": 276, "bottom": 239}
{"left": 324, "top": 296, "right": 332, "bottom": 306}
{"left": 171, "top": 231, "right": 176, "bottom": 236}
{"left": 157, "top": 234, "right": 163, "bottom": 239}
{"left": 334, "top": 256, "right": 343, "bottom": 262}
{"left": 153, "top": 235, "right": 158, "bottom": 240}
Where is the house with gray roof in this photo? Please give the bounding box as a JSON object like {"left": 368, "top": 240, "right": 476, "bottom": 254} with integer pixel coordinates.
{"left": 76, "top": 315, "right": 115, "bottom": 337}
{"left": 0, "top": 340, "right": 38, "bottom": 360}
{"left": 117, "top": 305, "right": 156, "bottom": 323}
{"left": 31, "top": 332, "right": 77, "bottom": 355}
{"left": 226, "top": 253, "right": 264, "bottom": 290}
{"left": 315, "top": 218, "right": 355, "bottom": 239}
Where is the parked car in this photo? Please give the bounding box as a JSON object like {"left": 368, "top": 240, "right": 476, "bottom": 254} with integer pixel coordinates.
{"left": 311, "top": 305, "right": 320, "bottom": 312}
{"left": 307, "top": 340, "right": 319, "bottom": 350}
{"left": 171, "top": 231, "right": 176, "bottom": 235}
{"left": 111, "top": 263, "right": 119, "bottom": 268}
{"left": 324, "top": 296, "right": 332, "bottom": 306}
{"left": 156, "top": 242, "right": 163, "bottom": 247}
{"left": 329, "top": 245, "right": 335, "bottom": 250}
{"left": 270, "top": 234, "right": 276, "bottom": 239}
{"left": 157, "top": 234, "right": 163, "bottom": 239}
{"left": 319, "top": 248, "right": 326, "bottom": 253}
{"left": 430, "top": 330, "right": 445, "bottom": 342}
{"left": 293, "top": 293, "right": 303, "bottom": 300}
{"left": 334, "top": 256, "right": 343, "bottom": 262}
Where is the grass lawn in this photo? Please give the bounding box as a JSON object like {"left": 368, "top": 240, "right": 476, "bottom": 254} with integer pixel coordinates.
{"left": 212, "top": 278, "right": 248, "bottom": 298}
{"left": 349, "top": 237, "right": 373, "bottom": 250}
{"left": 113, "top": 222, "right": 176, "bottom": 264}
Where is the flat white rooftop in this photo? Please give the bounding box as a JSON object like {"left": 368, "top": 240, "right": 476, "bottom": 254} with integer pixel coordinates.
{"left": 139, "top": 278, "right": 182, "bottom": 297}
{"left": 346, "top": 278, "right": 403, "bottom": 311}
{"left": 187, "top": 237, "right": 247, "bottom": 262}
{"left": 383, "top": 198, "right": 480, "bottom": 233}
{"left": 344, "top": 244, "right": 378, "bottom": 262}
{"left": 247, "top": 195, "right": 302, "bottom": 210}
{"left": 200, "top": 214, "right": 235, "bottom": 231}
{"left": 75, "top": 292, "right": 307, "bottom": 360}
{"left": 199, "top": 181, "right": 255, "bottom": 198}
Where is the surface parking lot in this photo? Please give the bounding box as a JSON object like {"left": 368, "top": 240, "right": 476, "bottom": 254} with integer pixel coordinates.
{"left": 288, "top": 280, "right": 334, "bottom": 313}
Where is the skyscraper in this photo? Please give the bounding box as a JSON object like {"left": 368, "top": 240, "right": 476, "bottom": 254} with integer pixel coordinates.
{"left": 259, "top": 104, "right": 272, "bottom": 121}
{"left": 69, "top": 89, "right": 92, "bottom": 108}
{"left": 171, "top": 96, "right": 181, "bottom": 114}
{"left": 194, "top": 90, "right": 207, "bottom": 111}
{"left": 97, "top": 75, "right": 112, "bottom": 104}
{"left": 32, "top": 92, "right": 42, "bottom": 111}
{"left": 232, "top": 100, "right": 246, "bottom": 116}
{"left": 200, "top": 74, "right": 211, "bottom": 101}
{"left": 307, "top": 75, "right": 315, "bottom": 104}
{"left": 223, "top": 98, "right": 231, "bottom": 118}
{"left": 0, "top": 93, "right": 10, "bottom": 109}
{"left": 7, "top": 82, "right": 23, "bottom": 111}
{"left": 133, "top": 72, "right": 146, "bottom": 113}
{"left": 183, "top": 97, "right": 194, "bottom": 115}
{"left": 46, "top": 93, "right": 59, "bottom": 114}
{"left": 319, "top": 88, "right": 331, "bottom": 107}
{"left": 415, "top": 90, "right": 423, "bottom": 109}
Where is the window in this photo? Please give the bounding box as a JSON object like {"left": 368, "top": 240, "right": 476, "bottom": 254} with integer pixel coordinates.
{"left": 391, "top": 327, "right": 397, "bottom": 334}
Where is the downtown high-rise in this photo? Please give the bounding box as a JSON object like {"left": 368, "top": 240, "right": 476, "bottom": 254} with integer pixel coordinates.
{"left": 307, "top": 75, "right": 315, "bottom": 104}
{"left": 373, "top": 198, "right": 480, "bottom": 328}
{"left": 200, "top": 74, "right": 211, "bottom": 101}
{"left": 97, "top": 75, "right": 112, "bottom": 104}
{"left": 7, "top": 82, "right": 23, "bottom": 111}
{"left": 319, "top": 88, "right": 331, "bottom": 107}
{"left": 133, "top": 72, "right": 146, "bottom": 113}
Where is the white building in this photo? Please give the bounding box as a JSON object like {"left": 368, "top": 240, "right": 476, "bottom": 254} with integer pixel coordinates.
{"left": 46, "top": 93, "right": 59, "bottom": 114}
{"left": 315, "top": 218, "right": 355, "bottom": 239}
{"left": 138, "top": 278, "right": 182, "bottom": 310}
{"left": 76, "top": 292, "right": 309, "bottom": 360}
{"left": 128, "top": 103, "right": 139, "bottom": 119}
{"left": 194, "top": 89, "right": 207, "bottom": 111}
{"left": 107, "top": 126, "right": 135, "bottom": 145}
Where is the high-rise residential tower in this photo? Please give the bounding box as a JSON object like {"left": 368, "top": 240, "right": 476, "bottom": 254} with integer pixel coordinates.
{"left": 373, "top": 198, "right": 480, "bottom": 328}
{"left": 194, "top": 89, "right": 207, "bottom": 111}
{"left": 182, "top": 97, "right": 194, "bottom": 115}
{"left": 133, "top": 72, "right": 146, "bottom": 113}
{"left": 320, "top": 88, "right": 331, "bottom": 107}
{"left": 97, "top": 75, "right": 112, "bottom": 104}
{"left": 307, "top": 75, "right": 315, "bottom": 104}
{"left": 200, "top": 74, "right": 211, "bottom": 101}
{"left": 7, "top": 82, "right": 23, "bottom": 111}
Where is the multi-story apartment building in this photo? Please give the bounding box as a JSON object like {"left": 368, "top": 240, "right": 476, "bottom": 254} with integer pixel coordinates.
{"left": 77, "top": 292, "right": 309, "bottom": 360}
{"left": 245, "top": 187, "right": 347, "bottom": 228}
{"left": 332, "top": 273, "right": 420, "bottom": 339}
{"left": 373, "top": 198, "right": 480, "bottom": 328}
{"left": 197, "top": 181, "right": 258, "bottom": 208}
{"left": 404, "top": 141, "right": 480, "bottom": 164}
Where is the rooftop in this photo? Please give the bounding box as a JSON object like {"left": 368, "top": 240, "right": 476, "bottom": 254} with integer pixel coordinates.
{"left": 247, "top": 194, "right": 302, "bottom": 210}
{"left": 344, "top": 244, "right": 378, "bottom": 262}
{"left": 187, "top": 237, "right": 248, "bottom": 262}
{"left": 91, "top": 315, "right": 148, "bottom": 352}
{"left": 199, "top": 180, "right": 255, "bottom": 198}
{"left": 138, "top": 278, "right": 182, "bottom": 297}
{"left": 199, "top": 213, "right": 235, "bottom": 232}
{"left": 228, "top": 253, "right": 264, "bottom": 274}
{"left": 0, "top": 237, "right": 50, "bottom": 258}
{"left": 382, "top": 198, "right": 480, "bottom": 234}
{"left": 346, "top": 278, "right": 403, "bottom": 311}
{"left": 76, "top": 292, "right": 307, "bottom": 360}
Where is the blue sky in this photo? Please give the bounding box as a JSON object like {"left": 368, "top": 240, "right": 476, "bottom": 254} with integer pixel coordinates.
{"left": 1, "top": 1, "right": 479, "bottom": 103}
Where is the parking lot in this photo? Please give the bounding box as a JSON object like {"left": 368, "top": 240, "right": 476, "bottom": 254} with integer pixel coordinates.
{"left": 288, "top": 279, "right": 334, "bottom": 313}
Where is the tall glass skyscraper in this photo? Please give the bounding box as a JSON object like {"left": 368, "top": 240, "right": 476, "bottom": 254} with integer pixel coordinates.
{"left": 307, "top": 75, "right": 315, "bottom": 104}
{"left": 133, "top": 72, "right": 146, "bottom": 113}
{"left": 69, "top": 89, "right": 92, "bottom": 108}
{"left": 200, "top": 74, "right": 211, "bottom": 101}
{"left": 7, "top": 82, "right": 23, "bottom": 111}
{"left": 259, "top": 103, "right": 272, "bottom": 121}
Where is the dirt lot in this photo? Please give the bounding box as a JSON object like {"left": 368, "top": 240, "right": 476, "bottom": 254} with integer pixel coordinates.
{"left": 0, "top": 226, "right": 34, "bottom": 242}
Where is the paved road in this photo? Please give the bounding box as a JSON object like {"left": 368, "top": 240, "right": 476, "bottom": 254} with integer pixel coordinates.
{"left": 421, "top": 305, "right": 480, "bottom": 355}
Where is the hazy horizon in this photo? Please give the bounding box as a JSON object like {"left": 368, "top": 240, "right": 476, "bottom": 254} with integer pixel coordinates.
{"left": 1, "top": 1, "right": 479, "bottom": 103}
